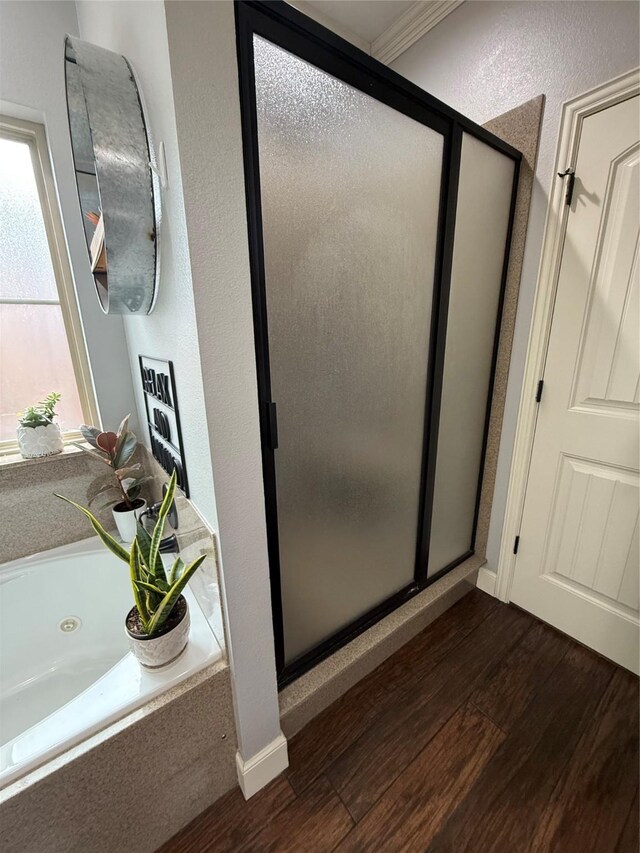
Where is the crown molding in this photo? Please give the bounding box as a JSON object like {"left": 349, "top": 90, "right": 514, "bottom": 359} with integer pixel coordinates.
{"left": 372, "top": 0, "right": 464, "bottom": 65}
{"left": 288, "top": 1, "right": 372, "bottom": 54}
{"left": 286, "top": 0, "right": 463, "bottom": 66}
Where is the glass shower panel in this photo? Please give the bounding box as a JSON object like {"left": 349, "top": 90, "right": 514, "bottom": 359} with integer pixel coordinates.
{"left": 253, "top": 36, "right": 444, "bottom": 664}
{"left": 427, "top": 132, "right": 515, "bottom": 577}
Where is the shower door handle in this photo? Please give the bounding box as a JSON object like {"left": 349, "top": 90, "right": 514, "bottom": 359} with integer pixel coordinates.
{"left": 266, "top": 401, "right": 278, "bottom": 450}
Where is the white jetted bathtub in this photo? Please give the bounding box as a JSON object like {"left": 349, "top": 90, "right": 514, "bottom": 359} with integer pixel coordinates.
{"left": 0, "top": 537, "right": 223, "bottom": 787}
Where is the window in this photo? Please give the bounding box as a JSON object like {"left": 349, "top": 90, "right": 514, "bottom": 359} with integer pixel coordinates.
{"left": 0, "top": 116, "right": 98, "bottom": 452}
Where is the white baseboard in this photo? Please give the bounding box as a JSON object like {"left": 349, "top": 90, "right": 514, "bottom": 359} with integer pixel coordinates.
{"left": 476, "top": 566, "right": 497, "bottom": 597}
{"left": 236, "top": 732, "right": 289, "bottom": 800}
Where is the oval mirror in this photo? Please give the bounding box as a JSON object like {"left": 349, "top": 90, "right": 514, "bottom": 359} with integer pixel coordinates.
{"left": 64, "top": 35, "right": 160, "bottom": 314}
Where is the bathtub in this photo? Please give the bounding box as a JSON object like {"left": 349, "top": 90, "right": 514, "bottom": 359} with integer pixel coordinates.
{"left": 0, "top": 537, "right": 223, "bottom": 787}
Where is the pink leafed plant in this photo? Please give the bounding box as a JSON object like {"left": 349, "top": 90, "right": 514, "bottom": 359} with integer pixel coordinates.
{"left": 76, "top": 414, "right": 150, "bottom": 510}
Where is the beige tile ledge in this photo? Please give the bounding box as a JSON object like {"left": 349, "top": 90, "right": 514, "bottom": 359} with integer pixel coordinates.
{"left": 0, "top": 442, "right": 87, "bottom": 469}
{"left": 0, "top": 657, "right": 231, "bottom": 804}
{"left": 279, "top": 555, "right": 482, "bottom": 738}
{"left": 0, "top": 659, "right": 238, "bottom": 853}
{"left": 0, "top": 444, "right": 119, "bottom": 564}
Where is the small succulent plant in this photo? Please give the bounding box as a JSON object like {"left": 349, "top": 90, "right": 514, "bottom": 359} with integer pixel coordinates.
{"left": 76, "top": 414, "right": 149, "bottom": 510}
{"left": 56, "top": 471, "right": 206, "bottom": 636}
{"left": 18, "top": 392, "right": 61, "bottom": 428}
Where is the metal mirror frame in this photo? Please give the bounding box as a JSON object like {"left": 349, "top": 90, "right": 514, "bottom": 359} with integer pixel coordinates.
{"left": 64, "top": 35, "right": 160, "bottom": 315}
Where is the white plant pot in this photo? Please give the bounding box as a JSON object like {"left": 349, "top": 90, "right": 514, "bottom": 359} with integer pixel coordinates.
{"left": 16, "top": 422, "right": 64, "bottom": 458}
{"left": 112, "top": 498, "right": 147, "bottom": 545}
{"left": 126, "top": 596, "right": 190, "bottom": 668}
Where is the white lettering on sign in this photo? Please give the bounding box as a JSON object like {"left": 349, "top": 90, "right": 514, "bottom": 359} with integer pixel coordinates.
{"left": 139, "top": 355, "right": 189, "bottom": 497}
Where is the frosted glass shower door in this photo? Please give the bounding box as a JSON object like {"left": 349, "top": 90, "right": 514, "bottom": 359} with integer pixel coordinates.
{"left": 427, "top": 133, "right": 515, "bottom": 576}
{"left": 253, "top": 36, "right": 444, "bottom": 665}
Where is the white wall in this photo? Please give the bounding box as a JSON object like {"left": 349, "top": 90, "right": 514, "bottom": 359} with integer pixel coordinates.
{"left": 163, "top": 0, "right": 283, "bottom": 763}
{"left": 0, "top": 0, "right": 138, "bottom": 434}
{"left": 75, "top": 0, "right": 218, "bottom": 529}
{"left": 75, "top": 0, "right": 282, "bottom": 768}
{"left": 392, "top": 0, "right": 640, "bottom": 575}
{"left": 2, "top": 0, "right": 281, "bottom": 777}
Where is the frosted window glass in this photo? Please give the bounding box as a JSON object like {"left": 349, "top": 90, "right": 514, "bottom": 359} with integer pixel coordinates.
{"left": 0, "top": 304, "right": 84, "bottom": 441}
{"left": 427, "top": 133, "right": 514, "bottom": 577}
{"left": 253, "top": 37, "right": 444, "bottom": 663}
{"left": 0, "top": 138, "right": 58, "bottom": 300}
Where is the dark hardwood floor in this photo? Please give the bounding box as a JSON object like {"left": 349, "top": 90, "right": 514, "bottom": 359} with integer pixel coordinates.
{"left": 159, "top": 590, "right": 639, "bottom": 853}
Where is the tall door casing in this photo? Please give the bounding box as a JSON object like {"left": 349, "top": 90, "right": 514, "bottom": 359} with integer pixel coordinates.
{"left": 511, "top": 94, "right": 640, "bottom": 673}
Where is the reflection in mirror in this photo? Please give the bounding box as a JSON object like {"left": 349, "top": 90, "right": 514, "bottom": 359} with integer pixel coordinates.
{"left": 65, "top": 50, "right": 107, "bottom": 306}
{"left": 64, "top": 36, "right": 159, "bottom": 315}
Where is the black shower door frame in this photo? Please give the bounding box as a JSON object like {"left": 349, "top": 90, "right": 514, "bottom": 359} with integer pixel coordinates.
{"left": 235, "top": 0, "right": 521, "bottom": 687}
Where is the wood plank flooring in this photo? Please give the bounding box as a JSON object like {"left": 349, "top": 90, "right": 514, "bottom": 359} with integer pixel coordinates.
{"left": 159, "top": 590, "right": 639, "bottom": 853}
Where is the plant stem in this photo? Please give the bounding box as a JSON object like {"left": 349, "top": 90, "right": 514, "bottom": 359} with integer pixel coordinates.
{"left": 115, "top": 470, "right": 133, "bottom": 509}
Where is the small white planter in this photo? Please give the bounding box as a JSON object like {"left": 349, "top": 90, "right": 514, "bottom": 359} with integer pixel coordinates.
{"left": 16, "top": 422, "right": 64, "bottom": 459}
{"left": 126, "top": 596, "right": 190, "bottom": 668}
{"left": 112, "top": 498, "right": 147, "bottom": 545}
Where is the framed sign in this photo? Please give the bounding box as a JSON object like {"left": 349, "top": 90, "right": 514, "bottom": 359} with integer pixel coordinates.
{"left": 138, "top": 355, "right": 189, "bottom": 497}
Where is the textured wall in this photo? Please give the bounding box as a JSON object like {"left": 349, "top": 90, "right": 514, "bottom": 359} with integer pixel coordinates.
{"left": 475, "top": 96, "right": 544, "bottom": 559}
{"left": 392, "top": 0, "right": 640, "bottom": 574}
{"left": 164, "top": 0, "right": 283, "bottom": 761}
{"left": 75, "top": 0, "right": 218, "bottom": 531}
{"left": 74, "top": 0, "right": 282, "bottom": 766}
{"left": 0, "top": 0, "right": 139, "bottom": 434}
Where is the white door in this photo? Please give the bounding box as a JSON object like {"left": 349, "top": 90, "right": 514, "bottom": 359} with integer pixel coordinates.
{"left": 511, "top": 93, "right": 640, "bottom": 673}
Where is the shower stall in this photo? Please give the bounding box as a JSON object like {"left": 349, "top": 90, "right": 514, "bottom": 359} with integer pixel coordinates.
{"left": 236, "top": 1, "right": 520, "bottom": 686}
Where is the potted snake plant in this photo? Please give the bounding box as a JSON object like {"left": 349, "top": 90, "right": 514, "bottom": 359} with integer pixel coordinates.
{"left": 56, "top": 471, "right": 206, "bottom": 667}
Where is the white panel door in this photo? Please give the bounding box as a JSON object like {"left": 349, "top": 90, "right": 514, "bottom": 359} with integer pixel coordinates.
{"left": 511, "top": 94, "right": 640, "bottom": 673}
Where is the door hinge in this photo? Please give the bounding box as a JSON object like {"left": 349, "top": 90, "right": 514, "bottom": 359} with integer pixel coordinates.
{"left": 513, "top": 535, "right": 520, "bottom": 555}
{"left": 557, "top": 168, "right": 575, "bottom": 206}
{"left": 535, "top": 379, "right": 544, "bottom": 402}
{"left": 266, "top": 401, "right": 278, "bottom": 450}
